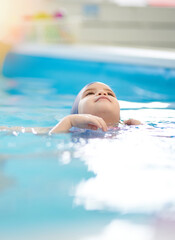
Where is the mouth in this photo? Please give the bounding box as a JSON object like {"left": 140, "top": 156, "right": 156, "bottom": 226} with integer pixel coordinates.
{"left": 95, "top": 96, "right": 111, "bottom": 102}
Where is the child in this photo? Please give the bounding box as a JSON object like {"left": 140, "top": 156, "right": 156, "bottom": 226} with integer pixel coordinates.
{"left": 0, "top": 82, "right": 141, "bottom": 134}
{"left": 49, "top": 82, "right": 141, "bottom": 134}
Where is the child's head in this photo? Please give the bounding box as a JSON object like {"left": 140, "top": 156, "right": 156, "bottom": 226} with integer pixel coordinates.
{"left": 71, "top": 82, "right": 120, "bottom": 125}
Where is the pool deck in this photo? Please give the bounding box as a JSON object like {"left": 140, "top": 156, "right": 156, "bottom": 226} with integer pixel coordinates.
{"left": 12, "top": 43, "right": 175, "bottom": 68}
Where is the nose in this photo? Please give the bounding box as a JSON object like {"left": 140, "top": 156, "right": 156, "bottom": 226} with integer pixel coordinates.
{"left": 96, "top": 90, "right": 107, "bottom": 96}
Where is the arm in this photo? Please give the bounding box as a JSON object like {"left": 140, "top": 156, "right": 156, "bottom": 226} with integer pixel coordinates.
{"left": 49, "top": 114, "right": 108, "bottom": 134}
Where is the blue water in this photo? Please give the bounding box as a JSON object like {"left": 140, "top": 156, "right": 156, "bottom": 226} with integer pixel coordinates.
{"left": 3, "top": 52, "right": 175, "bottom": 102}
{"left": 0, "top": 75, "right": 175, "bottom": 240}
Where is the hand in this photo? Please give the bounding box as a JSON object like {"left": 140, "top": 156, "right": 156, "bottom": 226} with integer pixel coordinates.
{"left": 49, "top": 114, "right": 108, "bottom": 134}
{"left": 70, "top": 114, "right": 108, "bottom": 131}
{"left": 124, "top": 118, "right": 142, "bottom": 125}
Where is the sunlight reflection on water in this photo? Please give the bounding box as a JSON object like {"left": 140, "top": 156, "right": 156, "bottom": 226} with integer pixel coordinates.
{"left": 73, "top": 125, "right": 175, "bottom": 213}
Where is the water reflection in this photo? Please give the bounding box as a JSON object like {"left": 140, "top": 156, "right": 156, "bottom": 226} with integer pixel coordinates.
{"left": 74, "top": 127, "right": 175, "bottom": 213}
{"left": 82, "top": 220, "right": 153, "bottom": 240}
{"left": 0, "top": 155, "right": 15, "bottom": 192}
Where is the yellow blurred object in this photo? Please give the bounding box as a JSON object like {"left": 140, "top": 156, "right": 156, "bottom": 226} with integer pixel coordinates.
{"left": 0, "top": 41, "right": 11, "bottom": 73}
{"left": 33, "top": 12, "right": 52, "bottom": 20}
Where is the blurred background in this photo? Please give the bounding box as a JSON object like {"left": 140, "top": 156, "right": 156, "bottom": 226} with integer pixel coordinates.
{"left": 0, "top": 0, "right": 175, "bottom": 71}
{"left": 0, "top": 3, "right": 175, "bottom": 240}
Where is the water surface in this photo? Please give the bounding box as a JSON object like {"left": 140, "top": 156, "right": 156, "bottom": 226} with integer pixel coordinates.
{"left": 0, "top": 76, "right": 175, "bottom": 240}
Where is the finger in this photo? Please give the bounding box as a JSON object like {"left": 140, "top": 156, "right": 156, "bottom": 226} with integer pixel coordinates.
{"left": 85, "top": 115, "right": 107, "bottom": 131}
{"left": 88, "top": 115, "right": 107, "bottom": 132}
{"left": 96, "top": 117, "right": 107, "bottom": 132}
{"left": 87, "top": 124, "right": 98, "bottom": 130}
{"left": 86, "top": 116, "right": 103, "bottom": 130}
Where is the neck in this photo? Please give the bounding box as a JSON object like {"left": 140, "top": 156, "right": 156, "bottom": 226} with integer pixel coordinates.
{"left": 94, "top": 113, "right": 120, "bottom": 127}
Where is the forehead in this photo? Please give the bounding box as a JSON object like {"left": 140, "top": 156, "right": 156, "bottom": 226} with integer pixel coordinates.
{"left": 84, "top": 82, "right": 112, "bottom": 91}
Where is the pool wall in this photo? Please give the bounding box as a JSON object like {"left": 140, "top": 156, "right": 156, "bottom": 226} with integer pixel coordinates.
{"left": 2, "top": 44, "right": 175, "bottom": 102}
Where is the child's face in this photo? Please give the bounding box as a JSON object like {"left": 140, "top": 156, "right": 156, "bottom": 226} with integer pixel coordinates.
{"left": 78, "top": 82, "right": 120, "bottom": 125}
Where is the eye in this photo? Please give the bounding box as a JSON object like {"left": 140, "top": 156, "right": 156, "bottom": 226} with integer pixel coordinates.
{"left": 107, "top": 92, "right": 115, "bottom": 97}
{"left": 86, "top": 91, "right": 94, "bottom": 96}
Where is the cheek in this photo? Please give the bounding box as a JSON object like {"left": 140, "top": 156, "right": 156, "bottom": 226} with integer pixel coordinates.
{"left": 116, "top": 101, "right": 120, "bottom": 111}
{"left": 78, "top": 99, "right": 92, "bottom": 114}
{"left": 117, "top": 103, "right": 121, "bottom": 115}
{"left": 113, "top": 100, "right": 120, "bottom": 114}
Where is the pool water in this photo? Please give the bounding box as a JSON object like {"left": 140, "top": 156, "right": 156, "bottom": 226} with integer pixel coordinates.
{"left": 0, "top": 76, "right": 175, "bottom": 240}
